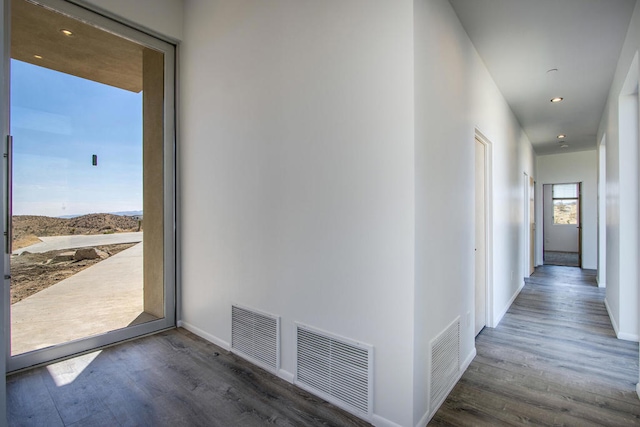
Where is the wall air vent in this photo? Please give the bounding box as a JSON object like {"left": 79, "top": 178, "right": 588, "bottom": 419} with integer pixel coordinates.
{"left": 430, "top": 317, "right": 460, "bottom": 410}
{"left": 231, "top": 305, "right": 280, "bottom": 373}
{"left": 295, "top": 323, "right": 373, "bottom": 419}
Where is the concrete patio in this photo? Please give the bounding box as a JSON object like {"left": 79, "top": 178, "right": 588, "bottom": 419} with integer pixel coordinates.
{"left": 13, "top": 232, "right": 143, "bottom": 255}
{"left": 10, "top": 240, "right": 153, "bottom": 356}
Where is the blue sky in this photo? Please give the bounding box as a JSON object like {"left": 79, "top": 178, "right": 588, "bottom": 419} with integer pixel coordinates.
{"left": 11, "top": 59, "right": 143, "bottom": 217}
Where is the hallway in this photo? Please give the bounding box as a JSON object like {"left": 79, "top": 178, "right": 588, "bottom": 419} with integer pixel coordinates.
{"left": 431, "top": 266, "right": 640, "bottom": 426}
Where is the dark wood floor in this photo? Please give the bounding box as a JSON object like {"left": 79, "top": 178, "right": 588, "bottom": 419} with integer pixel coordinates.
{"left": 7, "top": 328, "right": 371, "bottom": 426}
{"left": 430, "top": 265, "right": 640, "bottom": 426}
{"left": 543, "top": 250, "right": 580, "bottom": 267}
{"left": 8, "top": 266, "right": 640, "bottom": 426}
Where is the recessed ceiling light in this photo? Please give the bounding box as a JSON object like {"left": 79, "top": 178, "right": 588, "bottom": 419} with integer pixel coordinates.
{"left": 551, "top": 97, "right": 564, "bottom": 103}
{"left": 557, "top": 134, "right": 566, "bottom": 139}
{"left": 60, "top": 29, "right": 73, "bottom": 36}
{"left": 33, "top": 54, "right": 42, "bottom": 59}
{"left": 561, "top": 144, "right": 569, "bottom": 148}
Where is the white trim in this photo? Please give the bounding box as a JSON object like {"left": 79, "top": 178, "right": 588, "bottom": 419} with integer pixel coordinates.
{"left": 415, "top": 410, "right": 431, "bottom": 427}
{"left": 523, "top": 172, "right": 533, "bottom": 279}
{"left": 277, "top": 369, "right": 294, "bottom": 383}
{"left": 636, "top": 383, "right": 640, "bottom": 399}
{"left": 178, "top": 321, "right": 230, "bottom": 351}
{"left": 494, "top": 280, "right": 525, "bottom": 327}
{"left": 371, "top": 414, "right": 403, "bottom": 427}
{"left": 604, "top": 298, "right": 619, "bottom": 335}
{"left": 603, "top": 299, "right": 640, "bottom": 341}
{"left": 475, "top": 129, "right": 494, "bottom": 330}
{"left": 461, "top": 347, "right": 476, "bottom": 372}
{"left": 617, "top": 332, "right": 640, "bottom": 342}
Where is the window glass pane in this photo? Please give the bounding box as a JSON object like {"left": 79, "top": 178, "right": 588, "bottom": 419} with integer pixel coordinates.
{"left": 553, "top": 183, "right": 577, "bottom": 198}
{"left": 10, "top": 0, "right": 165, "bottom": 356}
{"left": 553, "top": 200, "right": 577, "bottom": 224}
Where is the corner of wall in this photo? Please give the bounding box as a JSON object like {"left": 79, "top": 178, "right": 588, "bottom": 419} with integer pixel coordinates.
{"left": 371, "top": 414, "right": 405, "bottom": 427}
{"left": 604, "top": 297, "right": 623, "bottom": 338}
{"left": 178, "top": 320, "right": 231, "bottom": 351}
{"left": 493, "top": 279, "right": 525, "bottom": 327}
{"left": 418, "top": 346, "right": 476, "bottom": 427}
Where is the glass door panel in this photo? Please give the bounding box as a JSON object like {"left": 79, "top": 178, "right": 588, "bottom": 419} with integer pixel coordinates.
{"left": 7, "top": 0, "right": 172, "bottom": 364}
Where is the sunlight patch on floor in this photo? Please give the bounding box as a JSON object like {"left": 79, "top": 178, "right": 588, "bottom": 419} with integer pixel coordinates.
{"left": 46, "top": 350, "right": 102, "bottom": 387}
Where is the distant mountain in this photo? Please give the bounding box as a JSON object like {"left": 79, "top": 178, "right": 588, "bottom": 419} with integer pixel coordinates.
{"left": 13, "top": 213, "right": 142, "bottom": 250}
{"left": 58, "top": 210, "right": 143, "bottom": 219}
{"left": 110, "top": 210, "right": 143, "bottom": 217}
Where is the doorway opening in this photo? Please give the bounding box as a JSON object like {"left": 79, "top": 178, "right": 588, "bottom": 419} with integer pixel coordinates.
{"left": 474, "top": 133, "right": 492, "bottom": 335}
{"left": 524, "top": 173, "right": 535, "bottom": 276}
{"left": 543, "top": 182, "right": 582, "bottom": 267}
{"left": 5, "top": 0, "right": 176, "bottom": 371}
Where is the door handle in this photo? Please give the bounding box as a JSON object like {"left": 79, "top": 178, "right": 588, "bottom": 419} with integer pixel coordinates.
{"left": 5, "top": 135, "right": 12, "bottom": 254}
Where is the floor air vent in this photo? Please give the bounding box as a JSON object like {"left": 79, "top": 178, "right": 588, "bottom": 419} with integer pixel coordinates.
{"left": 430, "top": 317, "right": 460, "bottom": 410}
{"left": 231, "top": 305, "right": 280, "bottom": 372}
{"left": 295, "top": 324, "right": 373, "bottom": 419}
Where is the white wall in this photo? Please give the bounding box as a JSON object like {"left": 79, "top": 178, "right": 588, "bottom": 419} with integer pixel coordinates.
{"left": 536, "top": 151, "right": 598, "bottom": 269}
{"left": 77, "top": 0, "right": 184, "bottom": 41}
{"left": 180, "top": 1, "right": 416, "bottom": 425}
{"left": 597, "top": 0, "right": 640, "bottom": 342}
{"left": 469, "top": 47, "right": 536, "bottom": 330}
{"left": 414, "top": 0, "right": 535, "bottom": 424}
{"left": 598, "top": 139, "right": 607, "bottom": 287}
{"left": 71, "top": 1, "right": 537, "bottom": 424}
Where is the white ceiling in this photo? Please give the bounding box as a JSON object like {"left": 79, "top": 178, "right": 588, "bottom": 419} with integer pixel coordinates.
{"left": 449, "top": 0, "right": 637, "bottom": 155}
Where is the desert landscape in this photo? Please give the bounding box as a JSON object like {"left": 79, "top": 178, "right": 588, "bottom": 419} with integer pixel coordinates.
{"left": 554, "top": 201, "right": 578, "bottom": 224}
{"left": 11, "top": 213, "right": 141, "bottom": 303}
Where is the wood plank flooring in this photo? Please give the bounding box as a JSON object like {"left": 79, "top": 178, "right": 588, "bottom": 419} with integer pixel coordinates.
{"left": 430, "top": 265, "right": 640, "bottom": 426}
{"left": 7, "top": 328, "right": 371, "bottom": 426}
{"left": 543, "top": 251, "right": 580, "bottom": 267}
{"left": 8, "top": 266, "right": 640, "bottom": 426}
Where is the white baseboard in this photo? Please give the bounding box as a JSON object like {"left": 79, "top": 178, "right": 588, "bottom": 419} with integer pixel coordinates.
{"left": 616, "top": 331, "right": 639, "bottom": 342}
{"left": 603, "top": 298, "right": 618, "bottom": 335}
{"left": 371, "top": 414, "right": 403, "bottom": 427}
{"left": 278, "top": 369, "right": 294, "bottom": 383}
{"left": 636, "top": 383, "right": 640, "bottom": 399}
{"left": 415, "top": 411, "right": 430, "bottom": 427}
{"left": 603, "top": 299, "right": 639, "bottom": 342}
{"left": 493, "top": 281, "right": 525, "bottom": 327}
{"left": 177, "top": 320, "right": 231, "bottom": 351}
{"left": 461, "top": 347, "right": 477, "bottom": 371}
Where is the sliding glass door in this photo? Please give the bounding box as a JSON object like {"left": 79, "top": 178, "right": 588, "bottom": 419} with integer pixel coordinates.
{"left": 5, "top": 0, "right": 175, "bottom": 371}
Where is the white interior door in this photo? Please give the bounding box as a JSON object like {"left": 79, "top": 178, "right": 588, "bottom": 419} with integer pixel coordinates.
{"left": 474, "top": 138, "right": 486, "bottom": 336}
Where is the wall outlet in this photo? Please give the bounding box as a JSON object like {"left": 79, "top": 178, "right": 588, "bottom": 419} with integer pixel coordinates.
{"left": 466, "top": 311, "right": 471, "bottom": 327}
{"left": 510, "top": 271, "right": 514, "bottom": 281}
